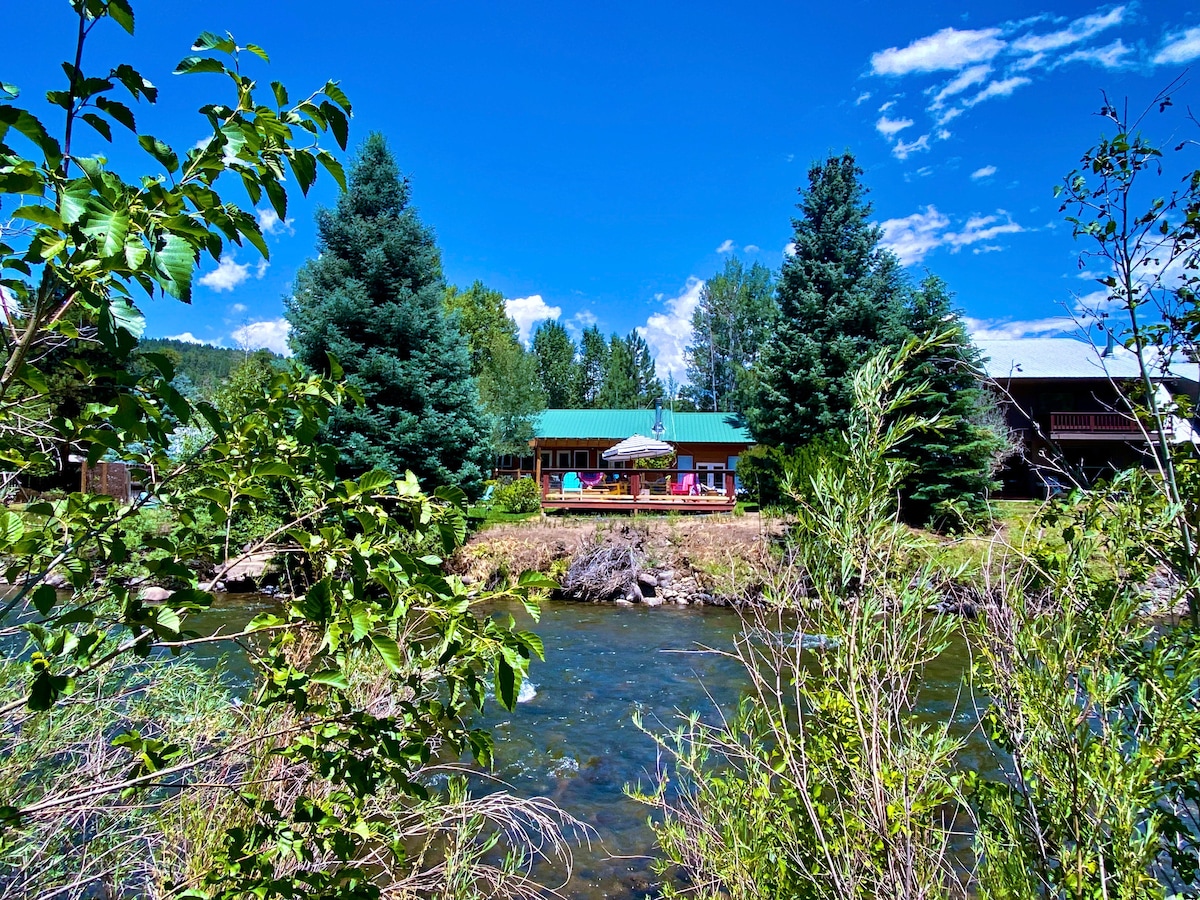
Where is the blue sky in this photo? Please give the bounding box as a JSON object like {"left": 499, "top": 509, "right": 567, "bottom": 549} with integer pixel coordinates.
{"left": 8, "top": 1, "right": 1200, "bottom": 382}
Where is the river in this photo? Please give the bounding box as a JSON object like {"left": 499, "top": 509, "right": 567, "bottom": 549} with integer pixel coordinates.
{"left": 187, "top": 597, "right": 990, "bottom": 899}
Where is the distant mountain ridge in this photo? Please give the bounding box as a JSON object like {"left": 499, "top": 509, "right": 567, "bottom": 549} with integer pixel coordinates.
{"left": 137, "top": 339, "right": 284, "bottom": 398}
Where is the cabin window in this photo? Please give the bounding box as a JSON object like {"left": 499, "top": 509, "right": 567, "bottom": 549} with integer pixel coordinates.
{"left": 573, "top": 450, "right": 589, "bottom": 468}
{"left": 556, "top": 451, "right": 571, "bottom": 469}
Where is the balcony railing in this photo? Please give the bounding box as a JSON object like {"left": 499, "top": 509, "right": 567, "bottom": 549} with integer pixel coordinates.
{"left": 1049, "top": 412, "right": 1142, "bottom": 435}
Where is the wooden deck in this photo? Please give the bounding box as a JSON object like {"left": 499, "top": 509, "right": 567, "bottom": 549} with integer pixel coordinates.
{"left": 538, "top": 469, "right": 737, "bottom": 513}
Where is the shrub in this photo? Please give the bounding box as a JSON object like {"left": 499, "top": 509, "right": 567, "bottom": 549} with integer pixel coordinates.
{"left": 495, "top": 477, "right": 541, "bottom": 513}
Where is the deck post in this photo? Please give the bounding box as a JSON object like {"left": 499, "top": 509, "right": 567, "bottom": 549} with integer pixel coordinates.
{"left": 631, "top": 472, "right": 640, "bottom": 514}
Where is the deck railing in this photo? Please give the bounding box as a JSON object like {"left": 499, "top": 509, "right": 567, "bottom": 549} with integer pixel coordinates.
{"left": 537, "top": 467, "right": 736, "bottom": 510}
{"left": 1049, "top": 412, "right": 1141, "bottom": 434}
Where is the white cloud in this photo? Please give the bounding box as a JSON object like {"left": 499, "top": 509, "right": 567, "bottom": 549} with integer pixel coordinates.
{"left": 564, "top": 309, "right": 598, "bottom": 337}
{"left": 232, "top": 319, "right": 292, "bottom": 356}
{"left": 892, "top": 133, "right": 931, "bottom": 160}
{"left": 1010, "top": 6, "right": 1126, "bottom": 55}
{"left": 166, "top": 332, "right": 206, "bottom": 345}
{"left": 871, "top": 27, "right": 1005, "bottom": 76}
{"left": 973, "top": 244, "right": 1004, "bottom": 254}
{"left": 505, "top": 294, "right": 562, "bottom": 346}
{"left": 876, "top": 115, "right": 914, "bottom": 137}
{"left": 879, "top": 205, "right": 1025, "bottom": 264}
{"left": 638, "top": 277, "right": 704, "bottom": 384}
{"left": 935, "top": 128, "right": 952, "bottom": 141}
{"left": 970, "top": 165, "right": 997, "bottom": 179}
{"left": 784, "top": 242, "right": 797, "bottom": 257}
{"left": 256, "top": 207, "right": 295, "bottom": 237}
{"left": 1062, "top": 39, "right": 1131, "bottom": 68}
{"left": 199, "top": 256, "right": 254, "bottom": 292}
{"left": 879, "top": 207, "right": 951, "bottom": 264}
{"left": 1154, "top": 26, "right": 1200, "bottom": 65}
{"left": 964, "top": 76, "right": 1032, "bottom": 106}
{"left": 929, "top": 64, "right": 991, "bottom": 108}
{"left": 935, "top": 106, "right": 963, "bottom": 127}
{"left": 878, "top": 100, "right": 896, "bottom": 112}
{"left": 716, "top": 239, "right": 735, "bottom": 253}
{"left": 1011, "top": 51, "right": 1048, "bottom": 71}
{"left": 855, "top": 91, "right": 873, "bottom": 105}
{"left": 743, "top": 244, "right": 760, "bottom": 253}
{"left": 965, "top": 315, "right": 1077, "bottom": 340}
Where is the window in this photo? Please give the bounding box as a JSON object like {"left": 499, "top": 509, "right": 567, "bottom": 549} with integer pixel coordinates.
{"left": 556, "top": 451, "right": 571, "bottom": 469}
{"left": 573, "top": 450, "right": 589, "bottom": 468}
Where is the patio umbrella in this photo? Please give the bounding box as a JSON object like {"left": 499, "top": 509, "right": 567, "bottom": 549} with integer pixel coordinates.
{"left": 602, "top": 434, "right": 674, "bottom": 462}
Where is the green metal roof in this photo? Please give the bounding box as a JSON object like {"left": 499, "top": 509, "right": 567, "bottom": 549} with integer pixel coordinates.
{"left": 533, "top": 409, "right": 753, "bottom": 444}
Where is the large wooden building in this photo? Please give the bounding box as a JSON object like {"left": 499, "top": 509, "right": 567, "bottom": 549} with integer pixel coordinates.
{"left": 977, "top": 337, "right": 1200, "bottom": 496}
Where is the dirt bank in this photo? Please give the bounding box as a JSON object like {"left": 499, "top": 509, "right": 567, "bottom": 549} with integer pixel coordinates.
{"left": 449, "top": 513, "right": 784, "bottom": 606}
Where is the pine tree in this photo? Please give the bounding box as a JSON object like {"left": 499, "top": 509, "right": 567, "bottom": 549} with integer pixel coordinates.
{"left": 572, "top": 324, "right": 609, "bottom": 408}
{"left": 286, "top": 132, "right": 491, "bottom": 493}
{"left": 531, "top": 320, "right": 577, "bottom": 408}
{"left": 599, "top": 331, "right": 662, "bottom": 408}
{"left": 896, "top": 274, "right": 1006, "bottom": 529}
{"left": 684, "top": 257, "right": 777, "bottom": 413}
{"left": 747, "top": 152, "right": 909, "bottom": 449}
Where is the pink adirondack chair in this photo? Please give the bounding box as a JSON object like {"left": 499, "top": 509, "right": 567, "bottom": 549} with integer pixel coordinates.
{"left": 669, "top": 473, "right": 697, "bottom": 496}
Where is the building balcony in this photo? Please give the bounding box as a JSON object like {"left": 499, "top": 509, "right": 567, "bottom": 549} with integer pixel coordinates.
{"left": 1049, "top": 411, "right": 1147, "bottom": 440}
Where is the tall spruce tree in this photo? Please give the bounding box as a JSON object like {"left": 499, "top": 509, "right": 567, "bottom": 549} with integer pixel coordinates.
{"left": 572, "top": 324, "right": 609, "bottom": 408}
{"left": 287, "top": 132, "right": 490, "bottom": 493}
{"left": 683, "top": 257, "right": 777, "bottom": 413}
{"left": 747, "top": 152, "right": 909, "bottom": 448}
{"left": 599, "top": 331, "right": 662, "bottom": 408}
{"left": 531, "top": 320, "right": 577, "bottom": 408}
{"left": 896, "top": 274, "right": 1006, "bottom": 529}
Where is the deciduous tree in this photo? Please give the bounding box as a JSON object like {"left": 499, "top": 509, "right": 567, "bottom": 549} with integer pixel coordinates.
{"left": 531, "top": 319, "right": 577, "bottom": 408}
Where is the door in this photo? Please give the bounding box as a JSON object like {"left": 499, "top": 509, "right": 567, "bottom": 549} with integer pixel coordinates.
{"left": 697, "top": 463, "right": 725, "bottom": 490}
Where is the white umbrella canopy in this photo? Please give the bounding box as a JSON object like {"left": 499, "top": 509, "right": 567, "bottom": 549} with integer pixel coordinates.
{"left": 602, "top": 434, "right": 674, "bottom": 462}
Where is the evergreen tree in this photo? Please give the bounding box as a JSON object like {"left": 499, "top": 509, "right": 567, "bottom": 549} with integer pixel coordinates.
{"left": 896, "top": 274, "right": 1007, "bottom": 529}
{"left": 443, "top": 280, "right": 517, "bottom": 378}
{"left": 531, "top": 320, "right": 577, "bottom": 407}
{"left": 599, "top": 331, "right": 662, "bottom": 408}
{"left": 683, "top": 257, "right": 777, "bottom": 413}
{"left": 747, "top": 152, "right": 909, "bottom": 449}
{"left": 572, "top": 324, "right": 609, "bottom": 408}
{"left": 628, "top": 331, "right": 664, "bottom": 403}
{"left": 286, "top": 132, "right": 490, "bottom": 493}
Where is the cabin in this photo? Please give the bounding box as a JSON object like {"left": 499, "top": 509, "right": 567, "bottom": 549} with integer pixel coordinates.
{"left": 977, "top": 337, "right": 1200, "bottom": 497}
{"left": 496, "top": 408, "right": 755, "bottom": 512}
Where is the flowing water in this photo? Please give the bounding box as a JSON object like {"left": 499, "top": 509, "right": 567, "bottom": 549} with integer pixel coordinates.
{"left": 166, "top": 598, "right": 994, "bottom": 898}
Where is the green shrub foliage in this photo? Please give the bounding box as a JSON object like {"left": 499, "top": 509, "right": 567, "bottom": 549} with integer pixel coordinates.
{"left": 495, "top": 477, "right": 541, "bottom": 513}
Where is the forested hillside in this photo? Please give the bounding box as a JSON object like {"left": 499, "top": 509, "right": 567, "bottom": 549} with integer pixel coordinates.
{"left": 136, "top": 338, "right": 283, "bottom": 398}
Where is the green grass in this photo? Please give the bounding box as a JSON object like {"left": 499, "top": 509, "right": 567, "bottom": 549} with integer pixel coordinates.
{"left": 467, "top": 505, "right": 540, "bottom": 529}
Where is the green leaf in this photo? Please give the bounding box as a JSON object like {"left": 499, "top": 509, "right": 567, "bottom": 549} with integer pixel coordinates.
{"left": 95, "top": 96, "right": 136, "bottom": 132}
{"left": 137, "top": 134, "right": 178, "bottom": 173}
{"left": 11, "top": 205, "right": 62, "bottom": 229}
{"left": 153, "top": 233, "right": 195, "bottom": 301}
{"left": 322, "top": 80, "right": 352, "bottom": 114}
{"left": 173, "top": 56, "right": 225, "bottom": 77}
{"left": 369, "top": 632, "right": 404, "bottom": 674}
{"left": 81, "top": 112, "right": 112, "bottom": 142}
{"left": 270, "top": 81, "right": 289, "bottom": 107}
{"left": 31, "top": 585, "right": 57, "bottom": 616}
{"left": 108, "top": 298, "right": 146, "bottom": 339}
{"left": 191, "top": 31, "right": 236, "bottom": 53}
{"left": 0, "top": 509, "right": 24, "bottom": 545}
{"left": 516, "top": 630, "right": 545, "bottom": 661}
{"left": 0, "top": 106, "right": 62, "bottom": 163}
{"left": 244, "top": 43, "right": 270, "bottom": 62}
{"left": 107, "top": 0, "right": 135, "bottom": 34}
{"left": 58, "top": 180, "right": 92, "bottom": 225}
{"left": 286, "top": 150, "right": 317, "bottom": 195}
{"left": 495, "top": 657, "right": 519, "bottom": 711}
{"left": 310, "top": 669, "right": 349, "bottom": 691}
{"left": 356, "top": 469, "right": 393, "bottom": 494}
{"left": 517, "top": 570, "right": 558, "bottom": 591}
{"left": 111, "top": 64, "right": 157, "bottom": 102}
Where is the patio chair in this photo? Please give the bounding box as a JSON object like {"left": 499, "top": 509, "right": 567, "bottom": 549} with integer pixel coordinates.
{"left": 580, "top": 472, "right": 606, "bottom": 490}
{"left": 669, "top": 473, "right": 697, "bottom": 496}
{"left": 562, "top": 471, "right": 584, "bottom": 496}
